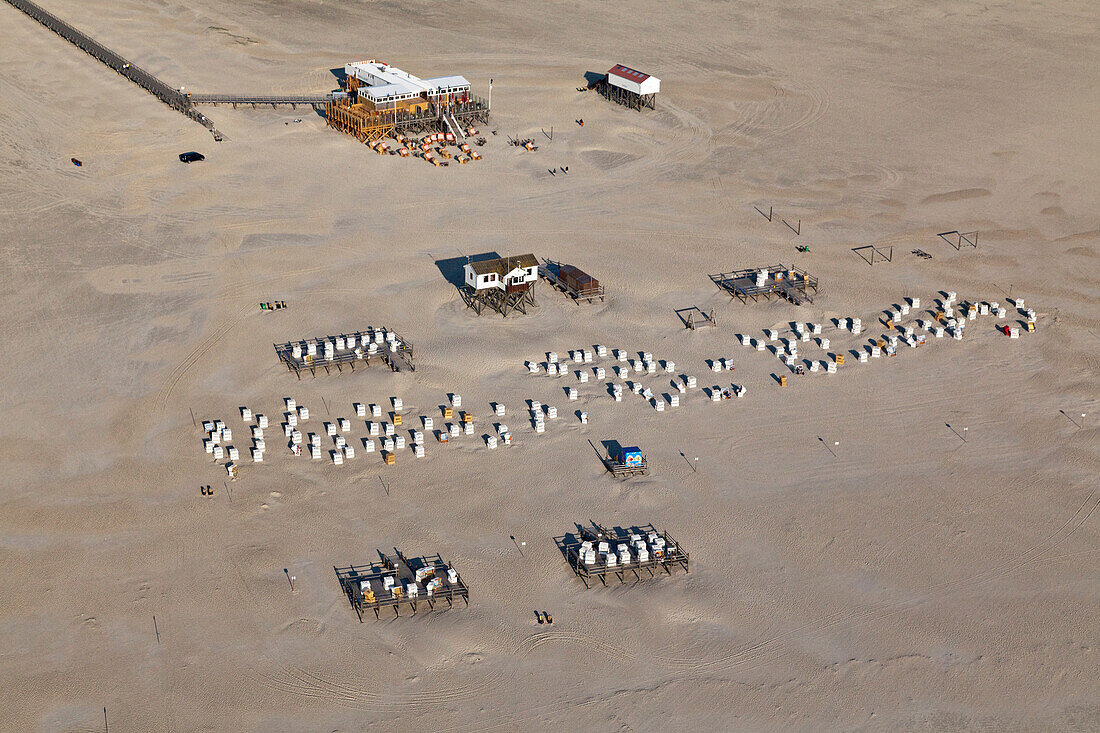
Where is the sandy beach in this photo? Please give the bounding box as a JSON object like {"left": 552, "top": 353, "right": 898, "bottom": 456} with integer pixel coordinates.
{"left": 1, "top": 0, "right": 1098, "bottom": 730}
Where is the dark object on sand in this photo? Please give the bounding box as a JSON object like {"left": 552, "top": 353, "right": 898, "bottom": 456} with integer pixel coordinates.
{"left": 179, "top": 151, "right": 205, "bottom": 163}
{"left": 71, "top": 157, "right": 82, "bottom": 167}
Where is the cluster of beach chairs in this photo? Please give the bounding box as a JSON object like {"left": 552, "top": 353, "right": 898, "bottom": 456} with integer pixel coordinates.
{"left": 203, "top": 292, "right": 1037, "bottom": 477}
{"left": 197, "top": 390, "right": 549, "bottom": 475}
{"left": 374, "top": 128, "right": 484, "bottom": 166}
{"left": 527, "top": 344, "right": 748, "bottom": 414}
{"left": 735, "top": 291, "right": 1037, "bottom": 382}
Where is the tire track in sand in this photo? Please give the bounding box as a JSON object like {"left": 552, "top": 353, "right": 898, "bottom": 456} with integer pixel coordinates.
{"left": 151, "top": 304, "right": 253, "bottom": 412}
{"left": 507, "top": 492, "right": 1098, "bottom": 678}
{"left": 256, "top": 661, "right": 507, "bottom": 713}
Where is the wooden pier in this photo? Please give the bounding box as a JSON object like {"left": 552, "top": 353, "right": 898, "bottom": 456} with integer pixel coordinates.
{"left": 4, "top": 0, "right": 223, "bottom": 139}
{"left": 274, "top": 328, "right": 414, "bottom": 378}
{"left": 190, "top": 93, "right": 333, "bottom": 110}
{"left": 335, "top": 550, "right": 469, "bottom": 621}
{"left": 555, "top": 523, "right": 689, "bottom": 588}
{"left": 710, "top": 264, "right": 819, "bottom": 305}
{"left": 5, "top": 0, "right": 490, "bottom": 147}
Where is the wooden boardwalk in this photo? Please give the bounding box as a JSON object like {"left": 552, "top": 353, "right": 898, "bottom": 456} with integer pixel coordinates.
{"left": 190, "top": 93, "right": 333, "bottom": 109}
{"left": 6, "top": 0, "right": 490, "bottom": 146}
{"left": 4, "top": 0, "right": 223, "bottom": 139}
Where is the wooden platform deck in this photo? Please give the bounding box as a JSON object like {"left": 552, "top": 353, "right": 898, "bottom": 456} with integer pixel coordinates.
{"left": 710, "top": 264, "right": 818, "bottom": 305}
{"left": 605, "top": 458, "right": 648, "bottom": 478}
{"left": 555, "top": 522, "right": 689, "bottom": 588}
{"left": 447, "top": 97, "right": 491, "bottom": 126}
{"left": 335, "top": 550, "right": 469, "bottom": 621}
{"left": 274, "top": 328, "right": 414, "bottom": 377}
{"left": 5, "top": 0, "right": 223, "bottom": 139}
{"left": 539, "top": 259, "right": 606, "bottom": 303}
{"left": 327, "top": 98, "right": 490, "bottom": 144}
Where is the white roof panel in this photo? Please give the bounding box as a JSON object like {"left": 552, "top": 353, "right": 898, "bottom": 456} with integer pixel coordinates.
{"left": 345, "top": 62, "right": 472, "bottom": 99}
{"left": 346, "top": 61, "right": 429, "bottom": 95}
{"left": 363, "top": 83, "right": 414, "bottom": 101}
{"left": 423, "top": 75, "right": 470, "bottom": 91}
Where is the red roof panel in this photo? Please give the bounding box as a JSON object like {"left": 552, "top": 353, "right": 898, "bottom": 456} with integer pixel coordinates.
{"left": 608, "top": 64, "right": 650, "bottom": 83}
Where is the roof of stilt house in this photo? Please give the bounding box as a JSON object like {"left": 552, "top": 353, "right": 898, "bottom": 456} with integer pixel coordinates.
{"left": 467, "top": 254, "right": 538, "bottom": 277}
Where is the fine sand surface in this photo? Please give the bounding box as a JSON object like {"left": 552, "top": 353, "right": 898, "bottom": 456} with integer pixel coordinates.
{"left": 1, "top": 1, "right": 1098, "bottom": 730}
